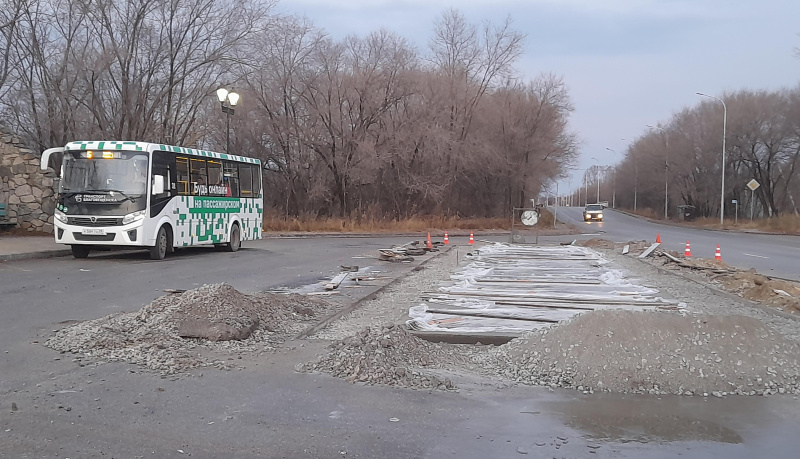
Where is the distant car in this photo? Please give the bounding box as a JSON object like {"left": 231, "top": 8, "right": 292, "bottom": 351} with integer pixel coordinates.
{"left": 584, "top": 204, "right": 604, "bottom": 221}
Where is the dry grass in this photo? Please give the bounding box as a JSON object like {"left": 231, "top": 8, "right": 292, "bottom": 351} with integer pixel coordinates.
{"left": 618, "top": 207, "right": 800, "bottom": 235}
{"left": 0, "top": 208, "right": 558, "bottom": 237}
{"left": 262, "top": 214, "right": 511, "bottom": 233}
{"left": 618, "top": 207, "right": 661, "bottom": 220}
{"left": 688, "top": 214, "right": 800, "bottom": 235}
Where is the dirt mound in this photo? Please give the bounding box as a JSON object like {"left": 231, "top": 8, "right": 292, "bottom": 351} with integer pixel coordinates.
{"left": 579, "top": 238, "right": 652, "bottom": 253}
{"left": 302, "top": 324, "right": 470, "bottom": 390}
{"left": 649, "top": 251, "right": 800, "bottom": 314}
{"left": 579, "top": 238, "right": 617, "bottom": 249}
{"left": 491, "top": 310, "right": 800, "bottom": 396}
{"left": 46, "top": 283, "right": 333, "bottom": 374}
{"left": 720, "top": 271, "right": 800, "bottom": 313}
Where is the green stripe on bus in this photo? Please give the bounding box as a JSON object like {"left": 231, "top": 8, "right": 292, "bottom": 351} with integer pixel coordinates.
{"left": 188, "top": 197, "right": 242, "bottom": 214}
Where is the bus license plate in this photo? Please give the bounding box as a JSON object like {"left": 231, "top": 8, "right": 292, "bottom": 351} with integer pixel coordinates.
{"left": 81, "top": 228, "right": 106, "bottom": 236}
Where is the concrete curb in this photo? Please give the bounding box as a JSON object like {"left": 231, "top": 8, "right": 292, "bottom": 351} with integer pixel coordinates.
{"left": 0, "top": 249, "right": 72, "bottom": 262}
{"left": 295, "top": 245, "right": 454, "bottom": 339}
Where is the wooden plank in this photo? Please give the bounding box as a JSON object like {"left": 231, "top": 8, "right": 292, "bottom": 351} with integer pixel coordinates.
{"left": 425, "top": 290, "right": 667, "bottom": 306}
{"left": 307, "top": 291, "right": 339, "bottom": 296}
{"left": 425, "top": 307, "right": 566, "bottom": 323}
{"left": 475, "top": 278, "right": 602, "bottom": 285}
{"left": 638, "top": 242, "right": 660, "bottom": 258}
{"left": 324, "top": 272, "right": 349, "bottom": 290}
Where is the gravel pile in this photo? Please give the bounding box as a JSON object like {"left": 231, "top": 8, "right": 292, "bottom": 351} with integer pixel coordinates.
{"left": 480, "top": 309, "right": 800, "bottom": 396}
{"left": 46, "top": 283, "right": 334, "bottom": 374}
{"left": 303, "top": 243, "right": 800, "bottom": 397}
{"left": 301, "top": 323, "right": 473, "bottom": 390}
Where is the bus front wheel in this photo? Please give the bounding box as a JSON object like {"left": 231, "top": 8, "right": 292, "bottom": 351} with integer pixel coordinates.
{"left": 226, "top": 224, "right": 241, "bottom": 252}
{"left": 71, "top": 245, "right": 90, "bottom": 259}
{"left": 149, "top": 226, "right": 169, "bottom": 260}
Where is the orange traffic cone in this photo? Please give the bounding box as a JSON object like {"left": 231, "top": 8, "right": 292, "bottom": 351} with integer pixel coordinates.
{"left": 656, "top": 233, "right": 661, "bottom": 243}
{"left": 468, "top": 231, "right": 475, "bottom": 245}
{"left": 426, "top": 232, "right": 433, "bottom": 249}
{"left": 443, "top": 232, "right": 449, "bottom": 244}
{"left": 684, "top": 240, "right": 692, "bottom": 257}
{"left": 715, "top": 244, "right": 721, "bottom": 261}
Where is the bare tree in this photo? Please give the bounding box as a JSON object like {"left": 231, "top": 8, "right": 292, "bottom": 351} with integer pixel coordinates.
{"left": 2, "top": 4, "right": 580, "bottom": 221}
{"left": 0, "top": 0, "right": 28, "bottom": 96}
{"left": 241, "top": 15, "right": 326, "bottom": 216}
{"left": 727, "top": 89, "right": 800, "bottom": 217}
{"left": 2, "top": 0, "right": 273, "bottom": 149}
{"left": 612, "top": 85, "right": 800, "bottom": 220}
{"left": 429, "top": 9, "right": 524, "bottom": 142}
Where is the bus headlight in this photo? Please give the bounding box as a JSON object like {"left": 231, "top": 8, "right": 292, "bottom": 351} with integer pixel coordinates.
{"left": 122, "top": 210, "right": 146, "bottom": 225}
{"left": 54, "top": 209, "right": 68, "bottom": 223}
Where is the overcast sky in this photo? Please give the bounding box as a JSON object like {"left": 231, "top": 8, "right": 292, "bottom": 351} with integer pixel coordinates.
{"left": 277, "top": 0, "right": 800, "bottom": 192}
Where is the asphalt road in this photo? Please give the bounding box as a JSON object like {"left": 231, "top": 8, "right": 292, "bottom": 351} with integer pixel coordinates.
{"left": 2, "top": 236, "right": 800, "bottom": 458}
{"left": 554, "top": 206, "right": 800, "bottom": 282}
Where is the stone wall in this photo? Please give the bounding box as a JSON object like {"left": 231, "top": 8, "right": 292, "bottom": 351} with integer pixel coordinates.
{"left": 0, "top": 128, "right": 56, "bottom": 232}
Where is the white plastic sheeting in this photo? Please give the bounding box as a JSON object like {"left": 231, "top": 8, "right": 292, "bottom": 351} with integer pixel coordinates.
{"left": 406, "top": 243, "right": 680, "bottom": 336}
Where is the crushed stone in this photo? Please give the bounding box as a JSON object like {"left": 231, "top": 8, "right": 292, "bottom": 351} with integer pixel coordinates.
{"left": 301, "top": 324, "right": 471, "bottom": 390}
{"left": 45, "top": 283, "right": 334, "bottom": 374}
{"left": 482, "top": 309, "right": 800, "bottom": 396}
{"left": 304, "top": 242, "right": 800, "bottom": 396}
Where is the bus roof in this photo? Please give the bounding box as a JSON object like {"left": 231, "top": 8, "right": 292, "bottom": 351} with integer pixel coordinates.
{"left": 63, "top": 141, "right": 261, "bottom": 165}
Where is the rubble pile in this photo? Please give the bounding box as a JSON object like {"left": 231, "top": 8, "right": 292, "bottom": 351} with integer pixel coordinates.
{"left": 46, "top": 283, "right": 333, "bottom": 374}
{"left": 485, "top": 310, "right": 800, "bottom": 396}
{"left": 648, "top": 250, "right": 800, "bottom": 314}
{"left": 580, "top": 238, "right": 652, "bottom": 252}
{"left": 579, "top": 239, "right": 800, "bottom": 315}
{"left": 302, "top": 324, "right": 471, "bottom": 390}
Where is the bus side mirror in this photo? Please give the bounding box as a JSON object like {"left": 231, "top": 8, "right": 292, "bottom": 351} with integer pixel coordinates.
{"left": 41, "top": 147, "right": 64, "bottom": 172}
{"left": 152, "top": 175, "right": 165, "bottom": 195}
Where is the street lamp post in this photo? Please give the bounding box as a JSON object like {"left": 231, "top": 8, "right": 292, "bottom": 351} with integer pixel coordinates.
{"left": 605, "top": 147, "right": 617, "bottom": 208}
{"left": 696, "top": 92, "right": 727, "bottom": 225}
{"left": 216, "top": 87, "right": 240, "bottom": 154}
{"left": 619, "top": 138, "right": 637, "bottom": 211}
{"left": 646, "top": 124, "right": 669, "bottom": 220}
{"left": 596, "top": 170, "right": 600, "bottom": 203}
{"left": 590, "top": 157, "right": 601, "bottom": 203}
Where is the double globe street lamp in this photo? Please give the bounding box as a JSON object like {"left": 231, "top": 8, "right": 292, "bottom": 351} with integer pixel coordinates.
{"left": 216, "top": 88, "right": 240, "bottom": 154}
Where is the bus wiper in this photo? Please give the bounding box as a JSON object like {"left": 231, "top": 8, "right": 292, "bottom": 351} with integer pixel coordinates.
{"left": 84, "top": 189, "right": 137, "bottom": 203}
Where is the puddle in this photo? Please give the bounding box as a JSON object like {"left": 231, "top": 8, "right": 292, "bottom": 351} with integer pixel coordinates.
{"left": 547, "top": 395, "right": 743, "bottom": 444}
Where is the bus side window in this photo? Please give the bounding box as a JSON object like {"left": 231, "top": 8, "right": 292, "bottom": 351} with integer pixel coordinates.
{"left": 223, "top": 161, "right": 239, "bottom": 197}
{"left": 252, "top": 164, "right": 262, "bottom": 197}
{"left": 208, "top": 160, "right": 222, "bottom": 184}
{"left": 239, "top": 164, "right": 253, "bottom": 197}
{"left": 190, "top": 159, "right": 207, "bottom": 195}
{"left": 207, "top": 160, "right": 224, "bottom": 195}
{"left": 176, "top": 157, "right": 189, "bottom": 195}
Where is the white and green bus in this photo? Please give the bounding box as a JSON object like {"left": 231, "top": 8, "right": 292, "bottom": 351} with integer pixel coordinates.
{"left": 40, "top": 141, "right": 263, "bottom": 260}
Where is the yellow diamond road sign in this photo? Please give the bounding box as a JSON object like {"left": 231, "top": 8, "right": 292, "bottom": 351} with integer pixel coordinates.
{"left": 746, "top": 179, "right": 760, "bottom": 191}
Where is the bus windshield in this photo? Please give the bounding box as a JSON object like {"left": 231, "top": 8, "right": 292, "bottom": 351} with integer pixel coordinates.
{"left": 61, "top": 152, "right": 149, "bottom": 196}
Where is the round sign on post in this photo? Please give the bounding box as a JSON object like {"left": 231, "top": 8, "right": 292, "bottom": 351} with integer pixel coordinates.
{"left": 746, "top": 179, "right": 760, "bottom": 191}
{"left": 521, "top": 210, "right": 539, "bottom": 226}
